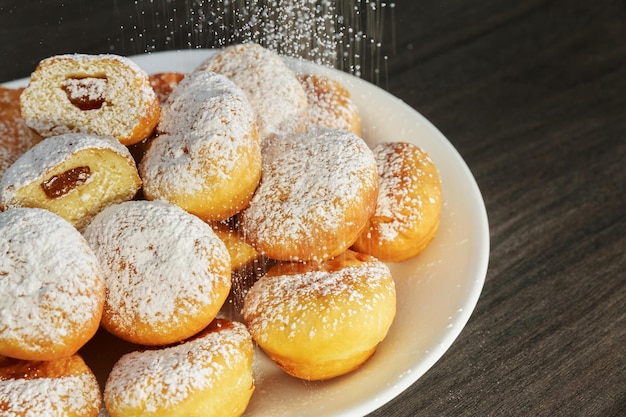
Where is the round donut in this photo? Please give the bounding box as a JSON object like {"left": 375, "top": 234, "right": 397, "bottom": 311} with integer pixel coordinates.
{"left": 0, "top": 354, "right": 102, "bottom": 417}
{"left": 20, "top": 53, "right": 160, "bottom": 146}
{"left": 0, "top": 208, "right": 105, "bottom": 361}
{"left": 197, "top": 43, "right": 308, "bottom": 141}
{"left": 139, "top": 70, "right": 262, "bottom": 221}
{"left": 82, "top": 200, "right": 232, "bottom": 346}
{"left": 242, "top": 249, "right": 396, "bottom": 381}
{"left": 0, "top": 132, "right": 142, "bottom": 230}
{"left": 104, "top": 319, "right": 254, "bottom": 417}
{"left": 298, "top": 74, "right": 361, "bottom": 136}
{"left": 0, "top": 87, "right": 42, "bottom": 178}
{"left": 352, "top": 142, "right": 443, "bottom": 262}
{"left": 240, "top": 126, "right": 379, "bottom": 262}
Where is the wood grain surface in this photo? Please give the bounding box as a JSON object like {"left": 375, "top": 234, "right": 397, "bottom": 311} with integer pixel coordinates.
{"left": 1, "top": 1, "right": 624, "bottom": 416}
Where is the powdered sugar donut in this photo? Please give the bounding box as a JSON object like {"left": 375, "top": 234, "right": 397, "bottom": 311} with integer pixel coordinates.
{"left": 83, "top": 200, "right": 231, "bottom": 346}
{"left": 197, "top": 43, "right": 308, "bottom": 141}
{"left": 20, "top": 53, "right": 160, "bottom": 146}
{"left": 104, "top": 319, "right": 254, "bottom": 417}
{"left": 240, "top": 126, "right": 379, "bottom": 262}
{"left": 0, "top": 132, "right": 141, "bottom": 230}
{"left": 242, "top": 250, "right": 396, "bottom": 381}
{"left": 352, "top": 142, "right": 443, "bottom": 262}
{"left": 140, "top": 70, "right": 261, "bottom": 221}
{"left": 0, "top": 208, "right": 105, "bottom": 361}
{"left": 298, "top": 74, "right": 361, "bottom": 136}
{"left": 0, "top": 354, "right": 102, "bottom": 417}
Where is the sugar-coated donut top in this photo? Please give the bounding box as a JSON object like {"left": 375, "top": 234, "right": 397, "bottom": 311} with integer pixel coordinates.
{"left": 372, "top": 142, "right": 441, "bottom": 242}
{"left": 0, "top": 208, "right": 105, "bottom": 352}
{"left": 82, "top": 200, "right": 231, "bottom": 329}
{"left": 241, "top": 127, "right": 378, "bottom": 260}
{"left": 243, "top": 251, "right": 394, "bottom": 343}
{"left": 0, "top": 355, "right": 101, "bottom": 416}
{"left": 197, "top": 43, "right": 307, "bottom": 139}
{"left": 104, "top": 320, "right": 251, "bottom": 412}
{"left": 0, "top": 132, "right": 135, "bottom": 203}
{"left": 0, "top": 373, "right": 99, "bottom": 416}
{"left": 299, "top": 74, "right": 360, "bottom": 134}
{"left": 140, "top": 70, "right": 257, "bottom": 195}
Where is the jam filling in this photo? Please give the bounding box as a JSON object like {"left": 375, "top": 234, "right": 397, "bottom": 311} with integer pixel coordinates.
{"left": 41, "top": 166, "right": 91, "bottom": 199}
{"left": 61, "top": 76, "right": 108, "bottom": 110}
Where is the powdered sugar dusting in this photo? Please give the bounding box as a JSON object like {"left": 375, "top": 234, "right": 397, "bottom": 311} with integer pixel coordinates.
{"left": 0, "top": 372, "right": 101, "bottom": 416}
{"left": 197, "top": 43, "right": 308, "bottom": 140}
{"left": 299, "top": 74, "right": 360, "bottom": 134}
{"left": 372, "top": 142, "right": 441, "bottom": 242}
{"left": 82, "top": 200, "right": 230, "bottom": 333}
{"left": 0, "top": 208, "right": 105, "bottom": 353}
{"left": 104, "top": 321, "right": 251, "bottom": 412}
{"left": 140, "top": 70, "right": 257, "bottom": 197}
{"left": 241, "top": 126, "right": 378, "bottom": 260}
{"left": 243, "top": 255, "right": 394, "bottom": 343}
{"left": 0, "top": 133, "right": 135, "bottom": 204}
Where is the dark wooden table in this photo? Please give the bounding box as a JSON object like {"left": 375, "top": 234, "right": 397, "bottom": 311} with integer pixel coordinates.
{"left": 1, "top": 1, "right": 624, "bottom": 416}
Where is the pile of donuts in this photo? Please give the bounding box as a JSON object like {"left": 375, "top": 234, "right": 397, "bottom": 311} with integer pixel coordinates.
{"left": 0, "top": 43, "right": 442, "bottom": 417}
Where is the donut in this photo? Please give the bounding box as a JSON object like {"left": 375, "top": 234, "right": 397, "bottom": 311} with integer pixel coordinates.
{"left": 0, "top": 354, "right": 102, "bottom": 417}
{"left": 148, "top": 72, "right": 185, "bottom": 103}
{"left": 239, "top": 126, "right": 379, "bottom": 262}
{"left": 352, "top": 142, "right": 443, "bottom": 262}
{"left": 242, "top": 249, "right": 396, "bottom": 381}
{"left": 298, "top": 74, "right": 361, "bottom": 136}
{"left": 197, "top": 43, "right": 308, "bottom": 141}
{"left": 20, "top": 53, "right": 160, "bottom": 146}
{"left": 0, "top": 87, "right": 42, "bottom": 179}
{"left": 0, "top": 208, "right": 105, "bottom": 361}
{"left": 0, "top": 132, "right": 142, "bottom": 230}
{"left": 104, "top": 319, "right": 255, "bottom": 417}
{"left": 139, "top": 70, "right": 262, "bottom": 221}
{"left": 82, "top": 200, "right": 232, "bottom": 346}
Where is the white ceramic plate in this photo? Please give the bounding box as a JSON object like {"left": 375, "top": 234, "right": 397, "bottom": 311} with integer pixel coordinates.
{"left": 4, "top": 50, "right": 489, "bottom": 417}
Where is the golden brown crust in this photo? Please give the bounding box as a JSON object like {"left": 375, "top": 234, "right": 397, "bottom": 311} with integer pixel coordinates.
{"left": 104, "top": 319, "right": 254, "bottom": 417}
{"left": 242, "top": 249, "right": 396, "bottom": 380}
{"left": 352, "top": 142, "right": 442, "bottom": 262}
{"left": 299, "top": 74, "right": 361, "bottom": 136}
